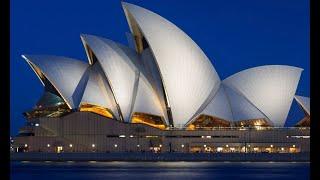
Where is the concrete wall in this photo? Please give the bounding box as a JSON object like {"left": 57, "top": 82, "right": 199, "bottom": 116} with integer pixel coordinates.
{"left": 13, "top": 112, "right": 310, "bottom": 153}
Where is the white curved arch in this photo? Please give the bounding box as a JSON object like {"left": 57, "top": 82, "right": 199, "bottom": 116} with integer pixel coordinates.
{"left": 294, "top": 95, "right": 310, "bottom": 116}
{"left": 22, "top": 55, "right": 89, "bottom": 109}
{"left": 188, "top": 85, "right": 233, "bottom": 125}
{"left": 223, "top": 65, "right": 303, "bottom": 127}
{"left": 80, "top": 63, "right": 120, "bottom": 119}
{"left": 80, "top": 34, "right": 140, "bottom": 122}
{"left": 223, "top": 84, "right": 269, "bottom": 122}
{"left": 122, "top": 2, "right": 221, "bottom": 126}
{"left": 132, "top": 73, "right": 167, "bottom": 124}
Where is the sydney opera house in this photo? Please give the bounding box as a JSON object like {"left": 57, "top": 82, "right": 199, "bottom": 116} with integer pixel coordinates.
{"left": 12, "top": 2, "right": 310, "bottom": 154}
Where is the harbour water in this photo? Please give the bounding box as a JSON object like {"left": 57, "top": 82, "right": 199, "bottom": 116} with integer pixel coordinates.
{"left": 11, "top": 161, "right": 309, "bottom": 180}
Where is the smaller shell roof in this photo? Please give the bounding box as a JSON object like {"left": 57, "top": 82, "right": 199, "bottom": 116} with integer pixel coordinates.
{"left": 22, "top": 55, "right": 89, "bottom": 109}
{"left": 294, "top": 95, "right": 310, "bottom": 116}
{"left": 79, "top": 63, "right": 120, "bottom": 119}
{"left": 80, "top": 34, "right": 141, "bottom": 122}
{"left": 223, "top": 65, "right": 303, "bottom": 127}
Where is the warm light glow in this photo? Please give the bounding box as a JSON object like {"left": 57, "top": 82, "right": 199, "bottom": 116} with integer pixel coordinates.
{"left": 293, "top": 145, "right": 296, "bottom": 148}
{"left": 24, "top": 144, "right": 28, "bottom": 147}
{"left": 119, "top": 135, "right": 126, "bottom": 138}
{"left": 80, "top": 103, "right": 113, "bottom": 118}
{"left": 270, "top": 145, "right": 274, "bottom": 148}
{"left": 181, "top": 144, "right": 185, "bottom": 148}
{"left": 69, "top": 144, "right": 73, "bottom": 148}
{"left": 187, "top": 124, "right": 195, "bottom": 130}
{"left": 92, "top": 144, "right": 95, "bottom": 148}
{"left": 281, "top": 147, "right": 284, "bottom": 151}
{"left": 47, "top": 144, "right": 50, "bottom": 147}
{"left": 35, "top": 123, "right": 39, "bottom": 127}
{"left": 203, "top": 144, "right": 207, "bottom": 147}
{"left": 187, "top": 115, "right": 231, "bottom": 129}
{"left": 217, "top": 147, "right": 223, "bottom": 152}
{"left": 159, "top": 144, "right": 162, "bottom": 148}
{"left": 226, "top": 145, "right": 229, "bottom": 147}
{"left": 114, "top": 144, "right": 118, "bottom": 148}
{"left": 131, "top": 113, "right": 166, "bottom": 130}
{"left": 130, "top": 135, "right": 134, "bottom": 138}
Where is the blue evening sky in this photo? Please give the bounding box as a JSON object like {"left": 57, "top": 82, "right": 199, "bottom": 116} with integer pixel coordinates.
{"left": 10, "top": 0, "right": 309, "bottom": 135}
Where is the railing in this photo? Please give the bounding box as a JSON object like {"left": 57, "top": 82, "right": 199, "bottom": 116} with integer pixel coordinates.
{"left": 165, "top": 126, "right": 310, "bottom": 131}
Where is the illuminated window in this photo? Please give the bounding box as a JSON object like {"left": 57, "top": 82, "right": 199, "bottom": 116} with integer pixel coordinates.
{"left": 234, "top": 118, "right": 270, "bottom": 127}
{"left": 187, "top": 115, "right": 231, "bottom": 129}
{"left": 79, "top": 103, "right": 113, "bottom": 118}
{"left": 131, "top": 112, "right": 166, "bottom": 129}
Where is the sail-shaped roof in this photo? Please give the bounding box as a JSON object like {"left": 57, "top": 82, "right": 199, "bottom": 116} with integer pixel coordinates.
{"left": 122, "top": 2, "right": 221, "bottom": 126}
{"left": 22, "top": 55, "right": 89, "bottom": 109}
{"left": 294, "top": 95, "right": 310, "bottom": 115}
{"left": 223, "top": 65, "right": 303, "bottom": 127}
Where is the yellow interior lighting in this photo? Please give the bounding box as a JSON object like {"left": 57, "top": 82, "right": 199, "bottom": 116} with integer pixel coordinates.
{"left": 131, "top": 112, "right": 166, "bottom": 130}
{"left": 187, "top": 114, "right": 231, "bottom": 130}
{"left": 79, "top": 103, "right": 113, "bottom": 119}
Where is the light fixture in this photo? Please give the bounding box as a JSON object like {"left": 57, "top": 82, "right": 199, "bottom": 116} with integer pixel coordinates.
{"left": 293, "top": 145, "right": 296, "bottom": 148}
{"left": 270, "top": 145, "right": 273, "bottom": 148}
{"left": 137, "top": 144, "right": 140, "bottom": 147}
{"left": 47, "top": 144, "right": 50, "bottom": 147}
{"left": 119, "top": 135, "right": 126, "bottom": 138}
{"left": 159, "top": 144, "right": 162, "bottom": 147}
{"left": 114, "top": 144, "right": 118, "bottom": 148}
{"left": 24, "top": 144, "right": 28, "bottom": 147}
{"left": 248, "top": 145, "right": 251, "bottom": 147}
{"left": 129, "top": 135, "right": 134, "bottom": 138}
{"left": 69, "top": 144, "right": 73, "bottom": 148}
{"left": 203, "top": 144, "right": 207, "bottom": 147}
{"left": 226, "top": 144, "right": 229, "bottom": 147}
{"left": 92, "top": 144, "right": 95, "bottom": 148}
{"left": 35, "top": 123, "right": 39, "bottom": 127}
{"left": 181, "top": 144, "right": 184, "bottom": 148}
{"left": 281, "top": 147, "right": 284, "bottom": 151}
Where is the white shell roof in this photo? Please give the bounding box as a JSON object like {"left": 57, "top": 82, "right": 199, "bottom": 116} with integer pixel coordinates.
{"left": 80, "top": 63, "right": 120, "bottom": 119}
{"left": 22, "top": 55, "right": 89, "bottom": 109}
{"left": 194, "top": 85, "right": 234, "bottom": 122}
{"left": 294, "top": 95, "right": 310, "bottom": 115}
{"left": 132, "top": 73, "right": 167, "bottom": 124}
{"left": 80, "top": 34, "right": 140, "bottom": 122}
{"left": 223, "top": 65, "right": 303, "bottom": 127}
{"left": 223, "top": 84, "right": 269, "bottom": 122}
{"left": 122, "top": 2, "right": 221, "bottom": 126}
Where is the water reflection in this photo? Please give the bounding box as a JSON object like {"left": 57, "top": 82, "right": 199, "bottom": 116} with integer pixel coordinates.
{"left": 11, "top": 161, "right": 309, "bottom": 180}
